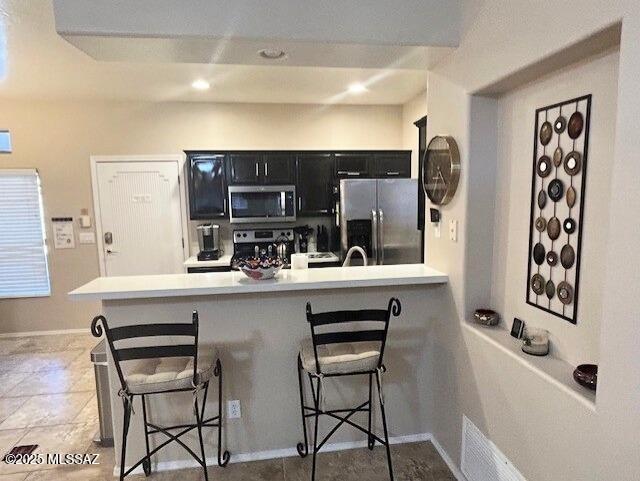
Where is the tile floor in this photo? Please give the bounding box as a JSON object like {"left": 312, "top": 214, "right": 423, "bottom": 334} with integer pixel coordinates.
{"left": 0, "top": 333, "right": 456, "bottom": 481}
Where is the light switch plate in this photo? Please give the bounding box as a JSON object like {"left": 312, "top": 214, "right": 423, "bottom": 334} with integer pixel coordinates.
{"left": 79, "top": 232, "right": 96, "bottom": 244}
{"left": 227, "top": 400, "right": 241, "bottom": 419}
{"left": 449, "top": 220, "right": 458, "bottom": 242}
{"left": 79, "top": 215, "right": 92, "bottom": 228}
{"left": 434, "top": 223, "right": 441, "bottom": 239}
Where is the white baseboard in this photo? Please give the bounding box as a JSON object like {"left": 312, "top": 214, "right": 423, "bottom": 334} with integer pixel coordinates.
{"left": 114, "top": 432, "right": 433, "bottom": 476}
{"left": 430, "top": 435, "right": 468, "bottom": 481}
{"left": 0, "top": 328, "right": 89, "bottom": 338}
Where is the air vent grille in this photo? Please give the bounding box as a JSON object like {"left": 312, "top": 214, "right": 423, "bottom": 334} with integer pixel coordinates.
{"left": 461, "top": 416, "right": 526, "bottom": 481}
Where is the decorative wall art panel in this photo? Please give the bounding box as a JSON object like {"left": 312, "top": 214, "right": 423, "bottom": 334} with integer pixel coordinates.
{"left": 526, "top": 94, "right": 591, "bottom": 324}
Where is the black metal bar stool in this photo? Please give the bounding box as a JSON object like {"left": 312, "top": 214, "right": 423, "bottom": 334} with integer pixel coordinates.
{"left": 296, "top": 297, "right": 401, "bottom": 481}
{"left": 91, "top": 311, "right": 230, "bottom": 481}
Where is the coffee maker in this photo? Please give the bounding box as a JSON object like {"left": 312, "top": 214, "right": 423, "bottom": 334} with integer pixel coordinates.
{"left": 197, "top": 224, "right": 220, "bottom": 261}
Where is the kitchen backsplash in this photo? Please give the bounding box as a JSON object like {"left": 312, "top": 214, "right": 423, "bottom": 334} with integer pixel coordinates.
{"left": 188, "top": 217, "right": 336, "bottom": 257}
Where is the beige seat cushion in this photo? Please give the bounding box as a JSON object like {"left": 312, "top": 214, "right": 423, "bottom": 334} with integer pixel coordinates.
{"left": 300, "top": 338, "right": 380, "bottom": 375}
{"left": 121, "top": 348, "right": 216, "bottom": 394}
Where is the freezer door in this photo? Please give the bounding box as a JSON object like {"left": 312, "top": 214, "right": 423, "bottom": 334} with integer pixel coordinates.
{"left": 376, "top": 179, "right": 422, "bottom": 264}
{"left": 339, "top": 179, "right": 377, "bottom": 262}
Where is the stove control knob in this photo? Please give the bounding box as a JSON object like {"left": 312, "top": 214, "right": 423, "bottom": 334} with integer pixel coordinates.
{"left": 243, "top": 233, "right": 247, "bottom": 238}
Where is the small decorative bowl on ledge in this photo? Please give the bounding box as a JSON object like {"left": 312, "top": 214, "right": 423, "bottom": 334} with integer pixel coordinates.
{"left": 238, "top": 256, "right": 284, "bottom": 281}
{"left": 573, "top": 364, "right": 598, "bottom": 391}
{"left": 473, "top": 309, "right": 500, "bottom": 326}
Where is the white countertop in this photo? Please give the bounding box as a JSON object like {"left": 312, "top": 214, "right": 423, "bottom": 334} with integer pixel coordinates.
{"left": 69, "top": 264, "right": 448, "bottom": 301}
{"left": 184, "top": 254, "right": 233, "bottom": 268}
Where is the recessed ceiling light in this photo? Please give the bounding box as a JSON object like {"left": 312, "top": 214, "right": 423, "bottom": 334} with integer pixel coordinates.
{"left": 348, "top": 83, "right": 368, "bottom": 94}
{"left": 191, "top": 79, "right": 210, "bottom": 91}
{"left": 258, "top": 48, "right": 287, "bottom": 60}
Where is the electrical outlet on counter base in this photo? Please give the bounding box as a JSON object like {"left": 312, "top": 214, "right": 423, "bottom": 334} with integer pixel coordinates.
{"left": 227, "top": 400, "right": 241, "bottom": 419}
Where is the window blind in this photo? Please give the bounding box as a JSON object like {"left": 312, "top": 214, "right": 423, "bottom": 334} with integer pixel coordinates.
{"left": 0, "top": 169, "right": 51, "bottom": 298}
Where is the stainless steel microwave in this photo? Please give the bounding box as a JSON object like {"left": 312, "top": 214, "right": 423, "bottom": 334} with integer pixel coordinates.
{"left": 228, "top": 185, "right": 296, "bottom": 224}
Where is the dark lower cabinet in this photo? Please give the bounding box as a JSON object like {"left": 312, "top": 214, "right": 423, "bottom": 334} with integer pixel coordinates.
{"left": 187, "top": 153, "right": 227, "bottom": 219}
{"left": 296, "top": 153, "right": 334, "bottom": 215}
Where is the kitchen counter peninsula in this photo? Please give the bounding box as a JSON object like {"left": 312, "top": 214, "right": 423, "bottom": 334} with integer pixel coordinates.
{"left": 69, "top": 264, "right": 448, "bottom": 300}
{"left": 69, "top": 264, "right": 448, "bottom": 472}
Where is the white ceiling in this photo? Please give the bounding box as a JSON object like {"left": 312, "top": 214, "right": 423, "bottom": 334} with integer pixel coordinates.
{"left": 0, "top": 0, "right": 450, "bottom": 104}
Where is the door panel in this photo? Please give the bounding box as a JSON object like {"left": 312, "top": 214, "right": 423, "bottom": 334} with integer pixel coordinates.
{"left": 262, "top": 153, "right": 293, "bottom": 184}
{"left": 229, "top": 153, "right": 261, "bottom": 184}
{"left": 373, "top": 153, "right": 411, "bottom": 178}
{"left": 296, "top": 153, "right": 334, "bottom": 215}
{"left": 335, "top": 153, "right": 370, "bottom": 178}
{"left": 376, "top": 179, "right": 421, "bottom": 265}
{"left": 188, "top": 154, "right": 227, "bottom": 219}
{"left": 96, "top": 161, "right": 184, "bottom": 276}
{"left": 339, "top": 179, "right": 377, "bottom": 263}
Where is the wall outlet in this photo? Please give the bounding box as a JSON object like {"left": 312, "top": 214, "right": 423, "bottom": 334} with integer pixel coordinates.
{"left": 227, "top": 400, "right": 241, "bottom": 419}
{"left": 449, "top": 219, "right": 458, "bottom": 242}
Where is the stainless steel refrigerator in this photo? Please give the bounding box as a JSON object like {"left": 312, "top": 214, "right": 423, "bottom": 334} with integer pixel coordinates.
{"left": 339, "top": 179, "right": 422, "bottom": 265}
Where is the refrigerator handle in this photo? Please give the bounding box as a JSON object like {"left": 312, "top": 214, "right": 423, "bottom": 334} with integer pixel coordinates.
{"left": 371, "top": 209, "right": 379, "bottom": 265}
{"left": 378, "top": 209, "right": 384, "bottom": 265}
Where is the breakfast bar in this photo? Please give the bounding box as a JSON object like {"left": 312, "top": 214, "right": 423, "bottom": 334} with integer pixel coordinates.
{"left": 70, "top": 265, "right": 449, "bottom": 471}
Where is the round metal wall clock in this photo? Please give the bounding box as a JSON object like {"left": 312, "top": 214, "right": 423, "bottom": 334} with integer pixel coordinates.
{"left": 422, "top": 136, "right": 461, "bottom": 206}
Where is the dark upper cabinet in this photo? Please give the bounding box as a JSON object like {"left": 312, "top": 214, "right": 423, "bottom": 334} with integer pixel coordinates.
{"left": 262, "top": 152, "right": 294, "bottom": 184}
{"left": 372, "top": 152, "right": 411, "bottom": 178}
{"left": 334, "top": 152, "right": 370, "bottom": 178}
{"left": 296, "top": 153, "right": 334, "bottom": 216}
{"left": 187, "top": 153, "right": 227, "bottom": 219}
{"left": 228, "top": 153, "right": 261, "bottom": 184}
{"left": 228, "top": 152, "right": 294, "bottom": 184}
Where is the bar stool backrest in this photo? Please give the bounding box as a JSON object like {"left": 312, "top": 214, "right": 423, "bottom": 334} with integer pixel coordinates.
{"left": 91, "top": 311, "right": 201, "bottom": 393}
{"left": 305, "top": 297, "right": 401, "bottom": 375}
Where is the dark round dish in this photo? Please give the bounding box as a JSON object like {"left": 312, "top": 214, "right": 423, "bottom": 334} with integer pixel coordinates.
{"left": 554, "top": 115, "right": 566, "bottom": 134}
{"left": 546, "top": 251, "right": 558, "bottom": 266}
{"left": 473, "top": 309, "right": 500, "bottom": 326}
{"left": 547, "top": 216, "right": 561, "bottom": 240}
{"left": 537, "top": 156, "right": 552, "bottom": 177}
{"left": 564, "top": 217, "right": 577, "bottom": 234}
{"left": 566, "top": 186, "right": 577, "bottom": 208}
{"left": 533, "top": 243, "right": 546, "bottom": 265}
{"left": 573, "top": 364, "right": 598, "bottom": 391}
{"left": 531, "top": 274, "right": 545, "bottom": 295}
{"left": 557, "top": 281, "right": 574, "bottom": 305}
{"left": 540, "top": 121, "right": 553, "bottom": 145}
{"left": 548, "top": 179, "right": 564, "bottom": 202}
{"left": 568, "top": 111, "right": 584, "bottom": 139}
{"left": 553, "top": 146, "right": 563, "bottom": 167}
{"left": 545, "top": 280, "right": 555, "bottom": 299}
{"left": 535, "top": 216, "right": 547, "bottom": 232}
{"left": 538, "top": 190, "right": 547, "bottom": 209}
{"left": 561, "top": 244, "right": 575, "bottom": 269}
{"left": 564, "top": 151, "right": 582, "bottom": 176}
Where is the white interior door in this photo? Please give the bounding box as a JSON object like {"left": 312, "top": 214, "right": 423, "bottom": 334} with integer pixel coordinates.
{"left": 95, "top": 160, "right": 185, "bottom": 276}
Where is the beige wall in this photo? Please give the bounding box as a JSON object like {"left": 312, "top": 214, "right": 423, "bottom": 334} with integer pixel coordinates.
{"left": 492, "top": 50, "right": 619, "bottom": 366}
{"left": 401, "top": 89, "right": 427, "bottom": 178}
{"left": 423, "top": 0, "right": 640, "bottom": 479}
{"left": 0, "top": 100, "right": 403, "bottom": 334}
